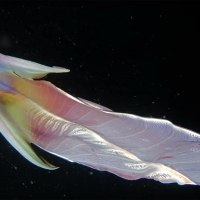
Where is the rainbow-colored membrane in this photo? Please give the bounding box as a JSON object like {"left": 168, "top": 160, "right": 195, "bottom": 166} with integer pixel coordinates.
{"left": 0, "top": 53, "right": 199, "bottom": 185}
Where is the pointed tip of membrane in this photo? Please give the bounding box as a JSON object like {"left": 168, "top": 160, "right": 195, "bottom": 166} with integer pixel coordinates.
{"left": 53, "top": 66, "right": 70, "bottom": 73}
{"left": 40, "top": 156, "right": 59, "bottom": 170}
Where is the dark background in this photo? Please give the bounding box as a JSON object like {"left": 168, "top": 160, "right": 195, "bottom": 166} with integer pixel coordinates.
{"left": 0, "top": 1, "right": 200, "bottom": 199}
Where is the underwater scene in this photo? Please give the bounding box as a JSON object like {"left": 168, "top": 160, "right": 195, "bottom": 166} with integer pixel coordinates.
{"left": 0, "top": 2, "right": 200, "bottom": 199}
